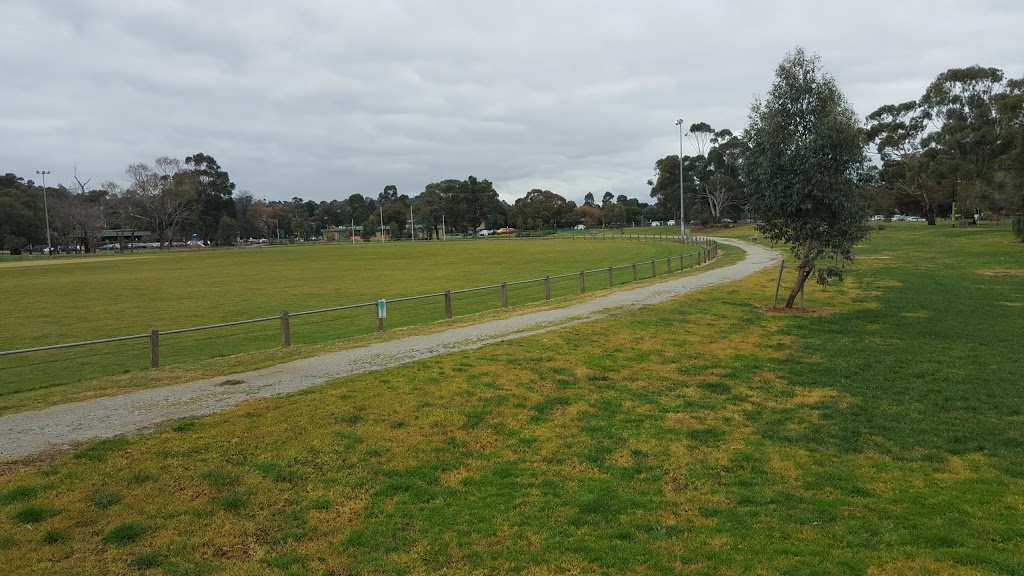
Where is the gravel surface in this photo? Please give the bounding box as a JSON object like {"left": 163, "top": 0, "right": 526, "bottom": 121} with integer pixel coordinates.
{"left": 0, "top": 239, "right": 777, "bottom": 460}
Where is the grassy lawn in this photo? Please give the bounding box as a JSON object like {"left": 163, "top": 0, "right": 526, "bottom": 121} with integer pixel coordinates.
{"left": 0, "top": 239, "right": 709, "bottom": 413}
{"left": 1, "top": 226, "right": 1021, "bottom": 574}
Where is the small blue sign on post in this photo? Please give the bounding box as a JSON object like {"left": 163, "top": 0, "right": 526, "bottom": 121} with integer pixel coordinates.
{"left": 376, "top": 299, "right": 386, "bottom": 319}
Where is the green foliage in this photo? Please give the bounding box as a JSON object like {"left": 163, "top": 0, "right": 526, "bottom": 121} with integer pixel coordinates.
{"left": 215, "top": 490, "right": 252, "bottom": 512}
{"left": 72, "top": 437, "right": 131, "bottom": 462}
{"left": 42, "top": 528, "right": 71, "bottom": 545}
{"left": 172, "top": 419, "right": 200, "bottom": 432}
{"left": 201, "top": 468, "right": 241, "bottom": 488}
{"left": 512, "top": 189, "right": 576, "bottom": 230}
{"left": 421, "top": 175, "right": 505, "bottom": 234}
{"left": 101, "top": 521, "right": 149, "bottom": 545}
{"left": 13, "top": 505, "right": 60, "bottom": 524}
{"left": 380, "top": 200, "right": 409, "bottom": 239}
{"left": 214, "top": 216, "right": 239, "bottom": 246}
{"left": 184, "top": 153, "right": 237, "bottom": 242}
{"left": 0, "top": 485, "right": 39, "bottom": 505}
{"left": 89, "top": 490, "right": 122, "bottom": 509}
{"left": 866, "top": 66, "right": 1024, "bottom": 220}
{"left": 129, "top": 551, "right": 164, "bottom": 569}
{"left": 745, "top": 47, "right": 869, "bottom": 304}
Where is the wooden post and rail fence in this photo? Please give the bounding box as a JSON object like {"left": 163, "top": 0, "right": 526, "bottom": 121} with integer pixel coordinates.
{"left": 1, "top": 237, "right": 720, "bottom": 370}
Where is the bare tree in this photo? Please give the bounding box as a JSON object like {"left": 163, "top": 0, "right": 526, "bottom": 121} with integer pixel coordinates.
{"left": 123, "top": 158, "right": 197, "bottom": 247}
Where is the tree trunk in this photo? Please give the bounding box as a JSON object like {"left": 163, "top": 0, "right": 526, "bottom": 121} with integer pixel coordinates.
{"left": 784, "top": 260, "right": 813, "bottom": 308}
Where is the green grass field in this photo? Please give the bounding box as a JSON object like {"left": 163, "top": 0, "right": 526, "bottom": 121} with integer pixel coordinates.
{"left": 0, "top": 225, "right": 1020, "bottom": 574}
{"left": 0, "top": 238, "right": 707, "bottom": 413}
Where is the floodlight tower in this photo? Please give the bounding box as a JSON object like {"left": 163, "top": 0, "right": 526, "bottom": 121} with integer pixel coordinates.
{"left": 36, "top": 170, "right": 52, "bottom": 256}
{"left": 675, "top": 119, "right": 686, "bottom": 239}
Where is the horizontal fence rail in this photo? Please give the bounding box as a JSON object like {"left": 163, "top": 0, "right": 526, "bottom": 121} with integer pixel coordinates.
{"left": 1, "top": 237, "right": 720, "bottom": 372}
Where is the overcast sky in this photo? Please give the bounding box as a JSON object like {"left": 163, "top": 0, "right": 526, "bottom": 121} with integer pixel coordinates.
{"left": 3, "top": 0, "right": 1022, "bottom": 205}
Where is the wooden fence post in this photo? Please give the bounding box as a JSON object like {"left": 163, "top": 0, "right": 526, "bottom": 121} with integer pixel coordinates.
{"left": 501, "top": 282, "right": 508, "bottom": 308}
{"left": 544, "top": 276, "right": 551, "bottom": 300}
{"left": 579, "top": 270, "right": 585, "bottom": 293}
{"left": 666, "top": 257, "right": 671, "bottom": 273}
{"left": 632, "top": 263, "right": 638, "bottom": 282}
{"left": 679, "top": 255, "right": 684, "bottom": 271}
{"left": 149, "top": 329, "right": 159, "bottom": 369}
{"left": 773, "top": 260, "right": 785, "bottom": 308}
{"left": 444, "top": 290, "right": 453, "bottom": 319}
{"left": 608, "top": 266, "right": 614, "bottom": 288}
{"left": 651, "top": 260, "right": 656, "bottom": 278}
{"left": 280, "top": 310, "right": 291, "bottom": 347}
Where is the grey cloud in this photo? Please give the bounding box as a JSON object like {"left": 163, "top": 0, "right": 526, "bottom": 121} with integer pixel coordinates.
{"left": 3, "top": 0, "right": 1021, "bottom": 205}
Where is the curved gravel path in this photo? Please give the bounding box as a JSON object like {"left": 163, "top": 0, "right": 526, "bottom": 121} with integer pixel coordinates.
{"left": 0, "top": 239, "right": 777, "bottom": 460}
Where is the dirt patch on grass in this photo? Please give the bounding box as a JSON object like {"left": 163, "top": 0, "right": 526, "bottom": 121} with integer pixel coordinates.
{"left": 757, "top": 305, "right": 835, "bottom": 316}
{"left": 980, "top": 269, "right": 1024, "bottom": 276}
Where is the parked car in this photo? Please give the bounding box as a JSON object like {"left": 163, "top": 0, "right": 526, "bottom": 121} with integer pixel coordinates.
{"left": 667, "top": 220, "right": 676, "bottom": 226}
{"left": 574, "top": 224, "right": 586, "bottom": 230}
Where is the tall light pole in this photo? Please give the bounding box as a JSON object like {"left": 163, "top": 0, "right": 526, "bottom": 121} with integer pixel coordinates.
{"left": 675, "top": 119, "right": 686, "bottom": 239}
{"left": 36, "top": 170, "right": 52, "bottom": 256}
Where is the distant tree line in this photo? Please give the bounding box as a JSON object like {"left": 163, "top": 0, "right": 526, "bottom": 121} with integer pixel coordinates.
{"left": 646, "top": 65, "right": 1024, "bottom": 227}
{"left": 0, "top": 153, "right": 237, "bottom": 253}
{"left": 1, "top": 159, "right": 663, "bottom": 252}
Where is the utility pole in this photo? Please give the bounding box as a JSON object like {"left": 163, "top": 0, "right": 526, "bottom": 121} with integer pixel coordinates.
{"left": 36, "top": 170, "right": 52, "bottom": 257}
{"left": 410, "top": 204, "right": 415, "bottom": 242}
{"left": 379, "top": 205, "right": 385, "bottom": 243}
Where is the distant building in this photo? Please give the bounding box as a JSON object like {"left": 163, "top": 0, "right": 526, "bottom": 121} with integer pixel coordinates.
{"left": 322, "top": 225, "right": 361, "bottom": 242}
{"left": 100, "top": 229, "right": 153, "bottom": 242}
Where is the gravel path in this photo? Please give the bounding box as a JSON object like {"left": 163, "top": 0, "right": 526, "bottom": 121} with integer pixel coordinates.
{"left": 0, "top": 239, "right": 777, "bottom": 460}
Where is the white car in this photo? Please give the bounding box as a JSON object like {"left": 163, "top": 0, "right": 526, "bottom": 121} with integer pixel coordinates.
{"left": 574, "top": 224, "right": 586, "bottom": 230}
{"left": 667, "top": 220, "right": 676, "bottom": 226}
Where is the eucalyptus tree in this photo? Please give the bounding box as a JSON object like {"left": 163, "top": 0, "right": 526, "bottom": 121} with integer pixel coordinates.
{"left": 745, "top": 48, "right": 869, "bottom": 308}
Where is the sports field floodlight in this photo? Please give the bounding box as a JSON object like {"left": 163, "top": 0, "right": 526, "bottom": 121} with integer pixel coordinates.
{"left": 674, "top": 119, "right": 685, "bottom": 239}
{"left": 36, "top": 170, "right": 52, "bottom": 256}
